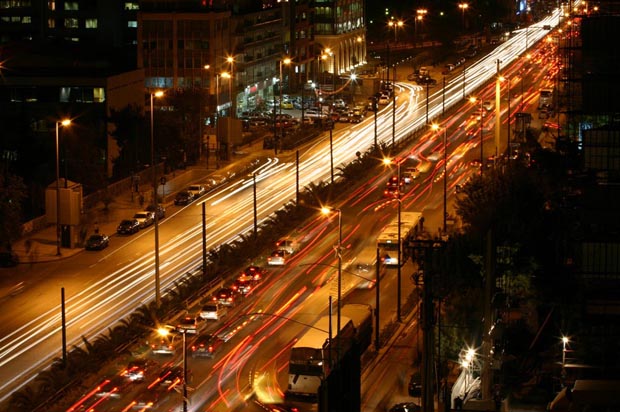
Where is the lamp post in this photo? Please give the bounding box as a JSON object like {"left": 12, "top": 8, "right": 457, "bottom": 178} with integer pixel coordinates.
{"left": 321, "top": 207, "right": 342, "bottom": 341}
{"left": 387, "top": 20, "right": 401, "bottom": 149}
{"left": 469, "top": 96, "right": 485, "bottom": 175}
{"left": 55, "top": 119, "right": 71, "bottom": 256}
{"left": 432, "top": 124, "right": 448, "bottom": 232}
{"left": 150, "top": 90, "right": 164, "bottom": 307}
{"left": 278, "top": 57, "right": 292, "bottom": 154}
{"left": 382, "top": 157, "right": 402, "bottom": 322}
{"left": 226, "top": 56, "right": 235, "bottom": 118}
{"left": 561, "top": 336, "right": 569, "bottom": 367}
{"left": 158, "top": 327, "right": 187, "bottom": 412}
{"left": 458, "top": 3, "right": 469, "bottom": 30}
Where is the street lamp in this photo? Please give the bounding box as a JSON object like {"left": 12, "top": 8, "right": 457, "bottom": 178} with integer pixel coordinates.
{"left": 388, "top": 19, "right": 404, "bottom": 42}
{"left": 226, "top": 56, "right": 235, "bottom": 118}
{"left": 432, "top": 123, "right": 448, "bottom": 233}
{"left": 321, "top": 206, "right": 342, "bottom": 340}
{"left": 55, "top": 118, "right": 71, "bottom": 256}
{"left": 158, "top": 327, "right": 187, "bottom": 412}
{"left": 458, "top": 3, "right": 469, "bottom": 30}
{"left": 387, "top": 20, "right": 402, "bottom": 148}
{"left": 150, "top": 90, "right": 164, "bottom": 307}
{"left": 469, "top": 96, "right": 485, "bottom": 174}
{"left": 561, "top": 336, "right": 569, "bottom": 367}
{"left": 382, "top": 157, "right": 403, "bottom": 322}
{"left": 276, "top": 57, "right": 292, "bottom": 155}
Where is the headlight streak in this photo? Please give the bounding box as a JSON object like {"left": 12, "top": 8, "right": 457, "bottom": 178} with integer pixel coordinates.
{"left": 0, "top": 8, "right": 569, "bottom": 402}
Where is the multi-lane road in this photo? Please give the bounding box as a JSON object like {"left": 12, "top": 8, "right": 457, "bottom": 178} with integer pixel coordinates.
{"left": 0, "top": 9, "right": 564, "bottom": 410}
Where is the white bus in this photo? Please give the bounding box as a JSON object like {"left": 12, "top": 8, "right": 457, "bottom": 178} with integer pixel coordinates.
{"left": 286, "top": 304, "right": 373, "bottom": 399}
{"left": 376, "top": 211, "right": 423, "bottom": 266}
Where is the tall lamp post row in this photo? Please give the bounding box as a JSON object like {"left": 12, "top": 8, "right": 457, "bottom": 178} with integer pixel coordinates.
{"left": 55, "top": 119, "right": 71, "bottom": 256}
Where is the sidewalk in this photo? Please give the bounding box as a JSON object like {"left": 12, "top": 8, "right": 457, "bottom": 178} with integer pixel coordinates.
{"left": 12, "top": 141, "right": 270, "bottom": 265}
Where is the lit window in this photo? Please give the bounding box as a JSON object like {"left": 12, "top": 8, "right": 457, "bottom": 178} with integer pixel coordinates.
{"left": 124, "top": 2, "right": 139, "bottom": 10}
{"left": 85, "top": 18, "right": 97, "bottom": 28}
{"left": 64, "top": 1, "right": 78, "bottom": 10}
{"left": 47, "top": 17, "right": 54, "bottom": 28}
{"left": 127, "top": 20, "right": 137, "bottom": 28}
{"left": 48, "top": 0, "right": 55, "bottom": 10}
{"left": 64, "top": 17, "right": 78, "bottom": 28}
{"left": 22, "top": 16, "right": 31, "bottom": 24}
{"left": 93, "top": 88, "right": 105, "bottom": 103}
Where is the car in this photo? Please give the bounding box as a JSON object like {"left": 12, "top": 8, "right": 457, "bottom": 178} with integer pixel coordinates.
{"left": 408, "top": 372, "right": 422, "bottom": 396}
{"left": 85, "top": 234, "right": 110, "bottom": 250}
{"left": 0, "top": 251, "right": 19, "bottom": 267}
{"left": 442, "top": 64, "right": 455, "bottom": 74}
{"left": 95, "top": 376, "right": 126, "bottom": 399}
{"left": 402, "top": 167, "right": 420, "bottom": 184}
{"left": 121, "top": 359, "right": 152, "bottom": 383}
{"left": 275, "top": 238, "right": 298, "bottom": 255}
{"left": 151, "top": 336, "right": 175, "bottom": 355}
{"left": 133, "top": 211, "right": 154, "bottom": 228}
{"left": 199, "top": 302, "right": 227, "bottom": 320}
{"left": 389, "top": 402, "right": 421, "bottom": 412}
{"left": 157, "top": 366, "right": 184, "bottom": 389}
{"left": 482, "top": 100, "right": 493, "bottom": 111}
{"left": 417, "top": 75, "right": 437, "bottom": 86}
{"left": 176, "top": 315, "right": 200, "bottom": 334}
{"left": 213, "top": 288, "right": 236, "bottom": 307}
{"left": 427, "top": 150, "right": 442, "bottom": 162}
{"left": 174, "top": 190, "right": 195, "bottom": 206}
{"left": 146, "top": 204, "right": 165, "bottom": 220}
{"left": 386, "top": 175, "right": 403, "bottom": 188}
{"left": 383, "top": 185, "right": 401, "bottom": 198}
{"left": 187, "top": 184, "right": 206, "bottom": 198}
{"left": 131, "top": 393, "right": 158, "bottom": 409}
{"left": 280, "top": 100, "right": 294, "bottom": 110}
{"left": 117, "top": 219, "right": 140, "bottom": 235}
{"left": 191, "top": 334, "right": 224, "bottom": 358}
{"left": 349, "top": 114, "right": 363, "bottom": 123}
{"left": 267, "top": 249, "right": 289, "bottom": 266}
{"left": 378, "top": 95, "right": 390, "bottom": 105}
{"left": 232, "top": 273, "right": 261, "bottom": 295}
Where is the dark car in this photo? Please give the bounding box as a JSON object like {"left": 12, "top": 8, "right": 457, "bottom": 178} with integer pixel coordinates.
{"left": 191, "top": 334, "right": 224, "bottom": 358}
{"left": 146, "top": 204, "right": 165, "bottom": 220}
{"left": 85, "top": 234, "right": 110, "bottom": 250}
{"left": 157, "top": 366, "right": 184, "bottom": 389}
{"left": 0, "top": 251, "right": 19, "bottom": 267}
{"left": 408, "top": 372, "right": 422, "bottom": 397}
{"left": 174, "top": 190, "right": 195, "bottom": 206}
{"left": 117, "top": 219, "right": 140, "bottom": 235}
{"left": 389, "top": 402, "right": 421, "bottom": 412}
{"left": 212, "top": 288, "right": 236, "bottom": 307}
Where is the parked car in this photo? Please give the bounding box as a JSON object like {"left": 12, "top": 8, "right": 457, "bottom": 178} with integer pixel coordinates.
{"left": 85, "top": 234, "right": 110, "bottom": 250}
{"left": 416, "top": 75, "right": 437, "bottom": 86}
{"left": 187, "top": 184, "right": 206, "bottom": 198}
{"left": 0, "top": 251, "right": 19, "bottom": 267}
{"left": 267, "top": 249, "right": 289, "bottom": 266}
{"left": 146, "top": 204, "right": 165, "bottom": 220}
{"left": 390, "top": 402, "right": 421, "bottom": 412}
{"left": 378, "top": 95, "right": 390, "bottom": 105}
{"left": 191, "top": 334, "right": 224, "bottom": 358}
{"left": 199, "top": 302, "right": 227, "bottom": 321}
{"left": 280, "top": 100, "right": 294, "bottom": 110}
{"left": 174, "top": 191, "right": 195, "bottom": 206}
{"left": 133, "top": 211, "right": 155, "bottom": 228}
{"left": 212, "top": 288, "right": 236, "bottom": 307}
{"left": 117, "top": 219, "right": 140, "bottom": 235}
{"left": 408, "top": 372, "right": 422, "bottom": 396}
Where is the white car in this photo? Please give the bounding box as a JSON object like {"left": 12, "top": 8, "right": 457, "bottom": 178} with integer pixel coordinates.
{"left": 267, "top": 249, "right": 289, "bottom": 266}
{"left": 132, "top": 211, "right": 155, "bottom": 228}
{"left": 275, "top": 237, "right": 298, "bottom": 255}
{"left": 187, "top": 184, "right": 206, "bottom": 198}
{"left": 378, "top": 95, "right": 390, "bottom": 105}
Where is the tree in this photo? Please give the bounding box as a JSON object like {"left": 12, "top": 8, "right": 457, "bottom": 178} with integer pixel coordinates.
{"left": 0, "top": 173, "right": 27, "bottom": 252}
{"left": 108, "top": 104, "right": 146, "bottom": 178}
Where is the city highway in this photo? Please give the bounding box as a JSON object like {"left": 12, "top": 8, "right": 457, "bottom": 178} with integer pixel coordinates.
{"left": 0, "top": 9, "right": 564, "bottom": 409}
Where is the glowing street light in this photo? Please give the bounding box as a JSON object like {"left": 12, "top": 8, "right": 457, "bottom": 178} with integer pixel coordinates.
{"left": 158, "top": 327, "right": 187, "bottom": 412}
{"left": 150, "top": 90, "right": 164, "bottom": 307}
{"left": 55, "top": 118, "right": 71, "bottom": 256}
{"left": 321, "top": 206, "right": 343, "bottom": 337}
{"left": 458, "top": 3, "right": 469, "bottom": 29}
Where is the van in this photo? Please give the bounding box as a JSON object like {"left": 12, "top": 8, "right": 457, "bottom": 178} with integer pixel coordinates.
{"left": 199, "top": 303, "right": 227, "bottom": 321}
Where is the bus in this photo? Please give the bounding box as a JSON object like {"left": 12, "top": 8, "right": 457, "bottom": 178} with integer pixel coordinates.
{"left": 350, "top": 245, "right": 387, "bottom": 289}
{"left": 376, "top": 211, "right": 423, "bottom": 266}
{"left": 286, "top": 304, "right": 373, "bottom": 399}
